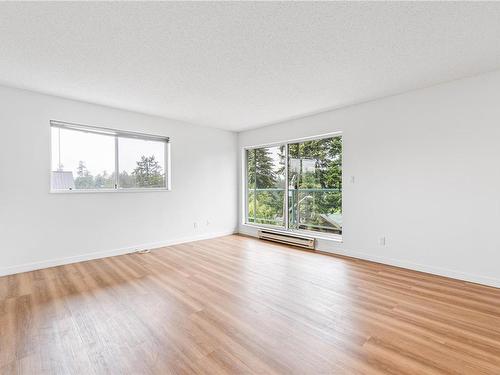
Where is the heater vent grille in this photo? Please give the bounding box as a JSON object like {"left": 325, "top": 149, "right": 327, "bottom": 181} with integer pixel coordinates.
{"left": 258, "top": 230, "right": 315, "bottom": 249}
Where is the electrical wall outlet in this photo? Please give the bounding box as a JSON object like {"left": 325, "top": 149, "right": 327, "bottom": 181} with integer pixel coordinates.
{"left": 193, "top": 222, "right": 198, "bottom": 229}
{"left": 379, "top": 237, "right": 386, "bottom": 246}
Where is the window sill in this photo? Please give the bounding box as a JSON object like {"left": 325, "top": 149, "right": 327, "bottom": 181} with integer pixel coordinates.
{"left": 50, "top": 188, "right": 171, "bottom": 194}
{"left": 241, "top": 223, "right": 343, "bottom": 243}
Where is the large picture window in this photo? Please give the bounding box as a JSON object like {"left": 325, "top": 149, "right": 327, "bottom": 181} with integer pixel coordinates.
{"left": 50, "top": 121, "right": 170, "bottom": 192}
{"left": 245, "top": 134, "right": 342, "bottom": 236}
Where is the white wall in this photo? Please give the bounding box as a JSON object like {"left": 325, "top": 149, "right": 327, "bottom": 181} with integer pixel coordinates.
{"left": 239, "top": 70, "right": 500, "bottom": 288}
{"left": 3, "top": 71, "right": 500, "bottom": 288}
{"left": 0, "top": 85, "right": 238, "bottom": 275}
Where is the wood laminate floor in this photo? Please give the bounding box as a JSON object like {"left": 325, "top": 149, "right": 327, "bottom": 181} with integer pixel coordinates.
{"left": 1, "top": 235, "right": 500, "bottom": 374}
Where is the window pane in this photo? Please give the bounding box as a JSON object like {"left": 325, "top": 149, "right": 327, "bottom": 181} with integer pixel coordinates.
{"left": 288, "top": 137, "right": 342, "bottom": 234}
{"left": 246, "top": 146, "right": 285, "bottom": 227}
{"left": 246, "top": 149, "right": 256, "bottom": 223}
{"left": 118, "top": 137, "right": 166, "bottom": 188}
{"left": 51, "top": 127, "right": 115, "bottom": 190}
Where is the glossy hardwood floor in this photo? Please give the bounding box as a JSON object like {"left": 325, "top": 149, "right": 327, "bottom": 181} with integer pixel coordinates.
{"left": 1, "top": 235, "right": 500, "bottom": 374}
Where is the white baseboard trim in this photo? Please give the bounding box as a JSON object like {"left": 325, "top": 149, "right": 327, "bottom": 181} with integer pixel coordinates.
{"left": 4, "top": 228, "right": 498, "bottom": 289}
{"left": 239, "top": 227, "right": 500, "bottom": 289}
{"left": 318, "top": 247, "right": 500, "bottom": 289}
{"left": 0, "top": 230, "right": 236, "bottom": 277}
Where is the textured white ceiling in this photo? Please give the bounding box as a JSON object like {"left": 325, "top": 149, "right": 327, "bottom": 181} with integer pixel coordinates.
{"left": 1, "top": 2, "right": 500, "bottom": 131}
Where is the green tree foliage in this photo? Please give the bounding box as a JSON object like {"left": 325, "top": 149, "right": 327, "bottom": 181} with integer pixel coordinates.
{"left": 132, "top": 155, "right": 164, "bottom": 187}
{"left": 247, "top": 147, "right": 286, "bottom": 226}
{"left": 289, "top": 137, "right": 342, "bottom": 190}
{"left": 73, "top": 155, "right": 165, "bottom": 189}
{"left": 247, "top": 191, "right": 285, "bottom": 226}
{"left": 119, "top": 171, "right": 135, "bottom": 188}
{"left": 246, "top": 148, "right": 277, "bottom": 188}
{"left": 94, "top": 171, "right": 116, "bottom": 189}
{"left": 74, "top": 161, "right": 95, "bottom": 189}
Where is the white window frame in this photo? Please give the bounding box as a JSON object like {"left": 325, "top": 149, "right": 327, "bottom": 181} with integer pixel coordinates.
{"left": 242, "top": 132, "right": 342, "bottom": 241}
{"left": 49, "top": 120, "right": 171, "bottom": 193}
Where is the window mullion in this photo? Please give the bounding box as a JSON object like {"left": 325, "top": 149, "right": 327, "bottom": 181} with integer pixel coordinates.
{"left": 253, "top": 149, "right": 257, "bottom": 224}
{"left": 284, "top": 144, "right": 289, "bottom": 230}
{"left": 114, "top": 136, "right": 119, "bottom": 189}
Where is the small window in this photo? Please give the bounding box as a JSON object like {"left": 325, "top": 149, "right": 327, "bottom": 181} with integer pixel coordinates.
{"left": 50, "top": 121, "right": 170, "bottom": 192}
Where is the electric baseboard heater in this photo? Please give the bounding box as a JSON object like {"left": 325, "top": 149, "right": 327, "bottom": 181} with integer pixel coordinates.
{"left": 258, "top": 230, "right": 315, "bottom": 249}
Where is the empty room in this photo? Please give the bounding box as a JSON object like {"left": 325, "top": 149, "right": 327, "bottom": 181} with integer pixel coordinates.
{"left": 1, "top": 1, "right": 500, "bottom": 374}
